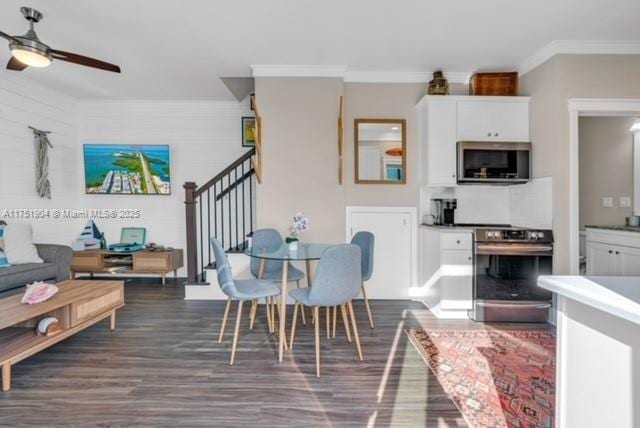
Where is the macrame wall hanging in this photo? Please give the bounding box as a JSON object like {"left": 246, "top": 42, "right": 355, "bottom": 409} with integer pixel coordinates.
{"left": 29, "top": 126, "right": 53, "bottom": 199}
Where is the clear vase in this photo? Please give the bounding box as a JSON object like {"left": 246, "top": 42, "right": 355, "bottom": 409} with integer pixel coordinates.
{"left": 288, "top": 240, "right": 298, "bottom": 251}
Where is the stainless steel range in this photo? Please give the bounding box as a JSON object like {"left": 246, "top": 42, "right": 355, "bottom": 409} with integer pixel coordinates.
{"left": 470, "top": 227, "right": 553, "bottom": 323}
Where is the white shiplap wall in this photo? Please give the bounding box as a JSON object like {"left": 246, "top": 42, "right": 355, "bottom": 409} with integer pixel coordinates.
{"left": 0, "top": 70, "right": 83, "bottom": 244}
{"left": 78, "top": 100, "right": 252, "bottom": 276}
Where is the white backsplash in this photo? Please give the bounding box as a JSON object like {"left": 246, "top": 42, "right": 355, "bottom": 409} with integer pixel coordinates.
{"left": 421, "top": 177, "right": 552, "bottom": 228}
{"left": 509, "top": 177, "right": 553, "bottom": 228}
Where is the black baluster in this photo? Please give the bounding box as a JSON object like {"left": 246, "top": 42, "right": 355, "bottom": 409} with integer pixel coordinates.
{"left": 228, "top": 172, "right": 232, "bottom": 251}
{"left": 207, "top": 189, "right": 212, "bottom": 268}
{"left": 199, "top": 194, "right": 204, "bottom": 282}
{"left": 235, "top": 167, "right": 239, "bottom": 251}
{"left": 241, "top": 161, "right": 246, "bottom": 250}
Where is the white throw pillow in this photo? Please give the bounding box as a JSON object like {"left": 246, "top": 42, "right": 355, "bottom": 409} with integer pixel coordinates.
{"left": 4, "top": 223, "right": 43, "bottom": 264}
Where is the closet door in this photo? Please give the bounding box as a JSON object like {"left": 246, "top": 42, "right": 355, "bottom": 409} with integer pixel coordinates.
{"left": 347, "top": 207, "right": 416, "bottom": 299}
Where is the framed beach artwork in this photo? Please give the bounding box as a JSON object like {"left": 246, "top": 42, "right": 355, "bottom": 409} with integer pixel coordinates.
{"left": 242, "top": 117, "right": 256, "bottom": 147}
{"left": 83, "top": 144, "right": 171, "bottom": 195}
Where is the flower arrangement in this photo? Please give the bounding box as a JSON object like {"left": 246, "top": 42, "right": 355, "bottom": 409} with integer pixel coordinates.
{"left": 285, "top": 212, "right": 309, "bottom": 244}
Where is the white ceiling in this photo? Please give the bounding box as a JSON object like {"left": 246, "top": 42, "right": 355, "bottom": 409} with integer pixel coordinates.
{"left": 1, "top": 0, "right": 639, "bottom": 100}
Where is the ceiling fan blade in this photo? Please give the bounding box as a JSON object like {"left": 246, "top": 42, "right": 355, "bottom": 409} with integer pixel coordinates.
{"left": 7, "top": 57, "right": 28, "bottom": 71}
{"left": 50, "top": 49, "right": 121, "bottom": 73}
{"left": 0, "top": 30, "right": 18, "bottom": 43}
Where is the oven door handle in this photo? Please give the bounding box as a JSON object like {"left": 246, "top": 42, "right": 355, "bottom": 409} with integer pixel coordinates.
{"left": 476, "top": 244, "right": 554, "bottom": 254}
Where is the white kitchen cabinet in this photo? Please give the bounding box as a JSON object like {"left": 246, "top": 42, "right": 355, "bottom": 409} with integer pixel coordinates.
{"left": 440, "top": 249, "right": 473, "bottom": 310}
{"left": 457, "top": 100, "right": 530, "bottom": 142}
{"left": 417, "top": 95, "right": 531, "bottom": 187}
{"left": 419, "top": 226, "right": 473, "bottom": 318}
{"left": 614, "top": 245, "right": 640, "bottom": 276}
{"left": 420, "top": 97, "right": 457, "bottom": 186}
{"left": 347, "top": 206, "right": 417, "bottom": 300}
{"left": 586, "top": 241, "right": 615, "bottom": 275}
{"left": 586, "top": 228, "right": 640, "bottom": 276}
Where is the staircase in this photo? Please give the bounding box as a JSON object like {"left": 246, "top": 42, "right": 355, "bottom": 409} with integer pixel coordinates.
{"left": 183, "top": 148, "right": 257, "bottom": 286}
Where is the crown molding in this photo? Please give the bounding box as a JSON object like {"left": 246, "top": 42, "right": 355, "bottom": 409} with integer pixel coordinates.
{"left": 251, "top": 65, "right": 472, "bottom": 84}
{"left": 518, "top": 40, "right": 640, "bottom": 75}
{"left": 344, "top": 70, "right": 472, "bottom": 84}
{"left": 251, "top": 65, "right": 347, "bottom": 78}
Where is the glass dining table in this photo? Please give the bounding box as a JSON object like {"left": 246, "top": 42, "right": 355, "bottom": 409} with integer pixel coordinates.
{"left": 244, "top": 242, "right": 332, "bottom": 362}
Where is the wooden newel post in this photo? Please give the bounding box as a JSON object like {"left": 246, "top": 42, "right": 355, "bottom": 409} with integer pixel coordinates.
{"left": 184, "top": 181, "right": 198, "bottom": 283}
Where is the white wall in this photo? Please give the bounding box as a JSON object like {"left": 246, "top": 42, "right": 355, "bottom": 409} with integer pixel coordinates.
{"left": 579, "top": 116, "right": 635, "bottom": 229}
{"left": 0, "top": 70, "right": 82, "bottom": 244}
{"left": 77, "top": 100, "right": 252, "bottom": 275}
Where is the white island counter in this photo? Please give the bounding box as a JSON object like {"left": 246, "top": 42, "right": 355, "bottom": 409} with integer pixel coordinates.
{"left": 538, "top": 275, "right": 640, "bottom": 428}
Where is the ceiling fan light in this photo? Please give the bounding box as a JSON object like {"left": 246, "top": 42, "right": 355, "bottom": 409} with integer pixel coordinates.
{"left": 11, "top": 45, "right": 51, "bottom": 67}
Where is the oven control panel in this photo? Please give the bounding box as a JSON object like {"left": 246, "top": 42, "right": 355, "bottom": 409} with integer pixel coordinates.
{"left": 476, "top": 228, "right": 553, "bottom": 243}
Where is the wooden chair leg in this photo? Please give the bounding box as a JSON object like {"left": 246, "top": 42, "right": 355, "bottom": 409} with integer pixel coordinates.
{"left": 314, "top": 306, "right": 320, "bottom": 378}
{"left": 347, "top": 301, "right": 363, "bottom": 360}
{"left": 340, "top": 304, "right": 352, "bottom": 343}
{"left": 332, "top": 306, "right": 337, "bottom": 338}
{"left": 296, "top": 280, "right": 307, "bottom": 325}
{"left": 249, "top": 299, "right": 258, "bottom": 330}
{"left": 275, "top": 299, "right": 289, "bottom": 350}
{"left": 265, "top": 297, "right": 273, "bottom": 333}
{"left": 218, "top": 297, "right": 232, "bottom": 343}
{"left": 230, "top": 300, "right": 244, "bottom": 365}
{"left": 361, "top": 284, "right": 375, "bottom": 329}
{"left": 326, "top": 307, "right": 330, "bottom": 339}
{"left": 290, "top": 303, "right": 299, "bottom": 350}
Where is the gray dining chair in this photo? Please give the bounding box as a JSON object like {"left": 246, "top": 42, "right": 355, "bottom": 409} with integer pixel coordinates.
{"left": 351, "top": 231, "right": 375, "bottom": 328}
{"left": 288, "top": 244, "right": 364, "bottom": 377}
{"left": 250, "top": 228, "right": 307, "bottom": 326}
{"left": 212, "top": 238, "right": 281, "bottom": 365}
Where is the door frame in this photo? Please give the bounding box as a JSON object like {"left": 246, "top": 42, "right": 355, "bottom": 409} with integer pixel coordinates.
{"left": 345, "top": 206, "right": 418, "bottom": 296}
{"left": 568, "top": 98, "right": 640, "bottom": 274}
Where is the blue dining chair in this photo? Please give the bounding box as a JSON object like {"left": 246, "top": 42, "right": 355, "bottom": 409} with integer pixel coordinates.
{"left": 288, "top": 244, "right": 363, "bottom": 377}
{"left": 211, "top": 238, "right": 281, "bottom": 365}
{"left": 351, "top": 231, "right": 375, "bottom": 329}
{"left": 250, "top": 228, "right": 307, "bottom": 326}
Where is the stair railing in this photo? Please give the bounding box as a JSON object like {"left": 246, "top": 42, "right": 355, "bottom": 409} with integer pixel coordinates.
{"left": 184, "top": 148, "right": 256, "bottom": 283}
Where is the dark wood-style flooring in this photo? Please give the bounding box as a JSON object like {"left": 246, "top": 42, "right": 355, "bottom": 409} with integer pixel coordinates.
{"left": 0, "top": 278, "right": 552, "bottom": 427}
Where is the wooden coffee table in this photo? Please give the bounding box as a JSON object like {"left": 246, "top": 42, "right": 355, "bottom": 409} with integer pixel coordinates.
{"left": 0, "top": 280, "right": 124, "bottom": 391}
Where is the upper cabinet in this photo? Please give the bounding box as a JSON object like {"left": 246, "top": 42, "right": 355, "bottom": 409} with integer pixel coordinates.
{"left": 417, "top": 95, "right": 531, "bottom": 186}
{"left": 457, "top": 100, "right": 530, "bottom": 142}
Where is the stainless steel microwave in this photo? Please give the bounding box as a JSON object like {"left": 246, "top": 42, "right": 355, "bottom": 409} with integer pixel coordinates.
{"left": 457, "top": 141, "right": 531, "bottom": 184}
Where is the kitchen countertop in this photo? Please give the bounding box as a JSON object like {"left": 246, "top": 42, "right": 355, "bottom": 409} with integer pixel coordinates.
{"left": 538, "top": 275, "right": 640, "bottom": 325}
{"left": 585, "top": 225, "right": 640, "bottom": 233}
{"left": 420, "top": 224, "right": 476, "bottom": 231}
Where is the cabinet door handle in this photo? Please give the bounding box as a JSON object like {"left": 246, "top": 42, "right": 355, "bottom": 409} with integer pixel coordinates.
{"left": 615, "top": 251, "right": 620, "bottom": 255}
{"left": 608, "top": 250, "right": 613, "bottom": 254}
{"left": 456, "top": 240, "right": 460, "bottom": 244}
{"left": 487, "top": 132, "right": 492, "bottom": 137}
{"left": 468, "top": 257, "right": 472, "bottom": 261}
{"left": 494, "top": 132, "right": 499, "bottom": 137}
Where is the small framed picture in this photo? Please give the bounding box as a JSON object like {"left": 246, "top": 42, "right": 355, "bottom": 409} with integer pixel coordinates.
{"left": 242, "top": 117, "right": 256, "bottom": 147}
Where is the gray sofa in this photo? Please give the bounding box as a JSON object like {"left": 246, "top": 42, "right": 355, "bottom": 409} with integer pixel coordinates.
{"left": 0, "top": 244, "right": 73, "bottom": 296}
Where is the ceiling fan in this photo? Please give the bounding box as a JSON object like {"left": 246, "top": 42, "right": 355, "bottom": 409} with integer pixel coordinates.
{"left": 0, "top": 7, "right": 120, "bottom": 73}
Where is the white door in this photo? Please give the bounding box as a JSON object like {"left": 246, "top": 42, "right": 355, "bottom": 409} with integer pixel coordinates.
{"left": 586, "top": 241, "right": 613, "bottom": 275}
{"left": 440, "top": 250, "right": 473, "bottom": 310}
{"left": 427, "top": 98, "right": 457, "bottom": 185}
{"left": 347, "top": 207, "right": 415, "bottom": 299}
{"left": 613, "top": 245, "right": 640, "bottom": 276}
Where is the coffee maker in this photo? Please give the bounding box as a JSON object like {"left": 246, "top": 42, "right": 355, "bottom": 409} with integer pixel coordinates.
{"left": 431, "top": 198, "right": 457, "bottom": 226}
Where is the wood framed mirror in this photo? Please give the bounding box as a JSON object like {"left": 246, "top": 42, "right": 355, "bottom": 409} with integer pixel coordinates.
{"left": 354, "top": 119, "right": 406, "bottom": 184}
